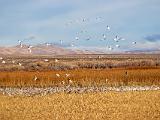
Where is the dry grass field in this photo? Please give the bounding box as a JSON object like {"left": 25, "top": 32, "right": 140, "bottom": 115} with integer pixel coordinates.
{"left": 0, "top": 68, "right": 160, "bottom": 87}
{"left": 0, "top": 90, "right": 160, "bottom": 120}
{"left": 0, "top": 54, "right": 160, "bottom": 71}
{"left": 0, "top": 54, "right": 160, "bottom": 120}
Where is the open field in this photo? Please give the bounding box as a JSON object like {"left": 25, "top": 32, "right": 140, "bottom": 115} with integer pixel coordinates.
{"left": 0, "top": 54, "right": 160, "bottom": 119}
{"left": 0, "top": 54, "right": 160, "bottom": 87}
{"left": 0, "top": 54, "right": 160, "bottom": 71}
{"left": 0, "top": 91, "right": 160, "bottom": 120}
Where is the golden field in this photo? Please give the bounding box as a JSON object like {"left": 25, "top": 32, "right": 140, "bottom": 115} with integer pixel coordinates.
{"left": 0, "top": 68, "right": 160, "bottom": 87}
{"left": 0, "top": 90, "right": 160, "bottom": 120}
{"left": 0, "top": 55, "right": 160, "bottom": 120}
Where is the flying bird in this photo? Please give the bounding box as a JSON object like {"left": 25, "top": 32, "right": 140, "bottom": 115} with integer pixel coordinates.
{"left": 107, "top": 25, "right": 110, "bottom": 31}
{"left": 116, "top": 44, "right": 120, "bottom": 48}
{"left": 132, "top": 42, "right": 137, "bottom": 44}
{"left": 103, "top": 34, "right": 106, "bottom": 40}
{"left": 75, "top": 36, "right": 79, "bottom": 41}
{"left": 114, "top": 36, "right": 119, "bottom": 42}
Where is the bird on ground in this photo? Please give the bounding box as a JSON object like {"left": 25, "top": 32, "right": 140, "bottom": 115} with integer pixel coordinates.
{"left": 18, "top": 40, "right": 23, "bottom": 48}
{"left": 18, "top": 63, "right": 22, "bottom": 66}
{"left": 65, "top": 74, "right": 70, "bottom": 77}
{"left": 62, "top": 81, "right": 65, "bottom": 85}
{"left": 44, "top": 59, "right": 49, "bottom": 62}
{"left": 69, "top": 79, "right": 73, "bottom": 84}
{"left": 56, "top": 73, "right": 60, "bottom": 77}
{"left": 34, "top": 76, "right": 38, "bottom": 81}
{"left": 12, "top": 60, "right": 15, "bottom": 64}
{"left": 55, "top": 59, "right": 58, "bottom": 62}
{"left": 2, "top": 60, "right": 6, "bottom": 64}
{"left": 28, "top": 45, "right": 33, "bottom": 53}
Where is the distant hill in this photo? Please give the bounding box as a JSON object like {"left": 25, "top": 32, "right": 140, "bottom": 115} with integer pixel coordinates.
{"left": 125, "top": 49, "right": 160, "bottom": 54}
{"left": 0, "top": 44, "right": 159, "bottom": 56}
{"left": 0, "top": 44, "right": 77, "bottom": 56}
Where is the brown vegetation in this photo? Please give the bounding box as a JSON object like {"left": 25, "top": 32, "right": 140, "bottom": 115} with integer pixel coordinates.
{"left": 0, "top": 54, "right": 160, "bottom": 71}
{"left": 0, "top": 68, "right": 160, "bottom": 87}
{"left": 0, "top": 91, "right": 160, "bottom": 120}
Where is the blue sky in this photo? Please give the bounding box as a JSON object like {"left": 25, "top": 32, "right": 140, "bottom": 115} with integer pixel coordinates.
{"left": 0, "top": 0, "right": 160, "bottom": 51}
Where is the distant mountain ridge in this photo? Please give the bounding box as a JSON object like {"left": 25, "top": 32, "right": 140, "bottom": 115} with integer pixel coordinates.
{"left": 0, "top": 44, "right": 159, "bottom": 56}
{"left": 125, "top": 49, "right": 160, "bottom": 54}
{"left": 0, "top": 44, "right": 76, "bottom": 56}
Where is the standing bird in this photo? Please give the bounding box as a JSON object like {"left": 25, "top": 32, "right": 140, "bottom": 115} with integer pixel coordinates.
{"left": 28, "top": 45, "right": 33, "bottom": 53}
{"left": 34, "top": 76, "right": 38, "bottom": 81}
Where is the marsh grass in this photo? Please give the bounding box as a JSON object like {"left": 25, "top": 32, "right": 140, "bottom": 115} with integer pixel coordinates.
{"left": 0, "top": 68, "right": 160, "bottom": 87}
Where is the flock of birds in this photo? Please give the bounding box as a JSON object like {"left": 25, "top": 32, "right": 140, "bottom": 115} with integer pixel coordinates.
{"left": 0, "top": 17, "right": 138, "bottom": 87}
{"left": 64, "top": 17, "right": 137, "bottom": 52}
{"left": 16, "top": 17, "right": 137, "bottom": 53}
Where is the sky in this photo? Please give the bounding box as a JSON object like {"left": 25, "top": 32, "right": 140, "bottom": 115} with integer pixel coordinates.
{"left": 0, "top": 0, "right": 160, "bottom": 51}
